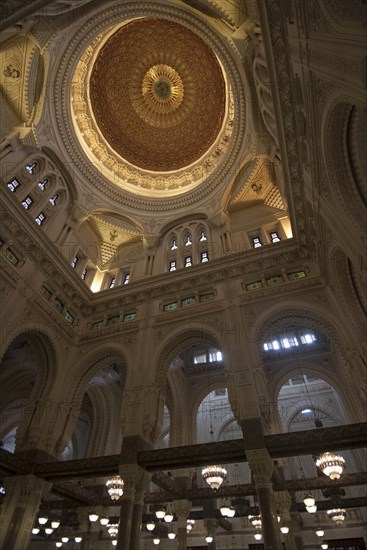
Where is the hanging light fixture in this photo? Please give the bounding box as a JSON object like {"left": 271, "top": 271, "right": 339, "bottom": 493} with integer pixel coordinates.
{"left": 38, "top": 515, "right": 48, "bottom": 525}
{"left": 202, "top": 465, "right": 227, "bottom": 490}
{"left": 327, "top": 508, "right": 346, "bottom": 525}
{"left": 153, "top": 538, "right": 160, "bottom": 545}
{"left": 316, "top": 452, "right": 345, "bottom": 480}
{"left": 100, "top": 516, "right": 109, "bottom": 526}
{"left": 306, "top": 504, "right": 317, "bottom": 514}
{"left": 206, "top": 535, "right": 214, "bottom": 543}
{"left": 112, "top": 541, "right": 117, "bottom": 547}
{"left": 164, "top": 504, "right": 174, "bottom": 523}
{"left": 168, "top": 532, "right": 176, "bottom": 540}
{"left": 303, "top": 494, "right": 315, "bottom": 507}
{"left": 75, "top": 537, "right": 82, "bottom": 543}
{"left": 89, "top": 512, "right": 99, "bottom": 523}
{"left": 32, "top": 528, "right": 40, "bottom": 535}
{"left": 106, "top": 475, "right": 124, "bottom": 500}
{"left": 316, "top": 529, "right": 324, "bottom": 537}
{"left": 254, "top": 532, "right": 262, "bottom": 541}
{"left": 51, "top": 520, "right": 60, "bottom": 529}
{"left": 155, "top": 506, "right": 166, "bottom": 520}
{"left": 186, "top": 519, "right": 195, "bottom": 532}
{"left": 108, "top": 523, "right": 119, "bottom": 537}
{"left": 220, "top": 503, "right": 231, "bottom": 517}
{"left": 45, "top": 528, "right": 54, "bottom": 535}
{"left": 321, "top": 545, "right": 328, "bottom": 550}
{"left": 146, "top": 521, "right": 155, "bottom": 532}
{"left": 61, "top": 537, "right": 69, "bottom": 543}
{"left": 280, "top": 526, "right": 289, "bottom": 534}
{"left": 227, "top": 505, "right": 236, "bottom": 518}
{"left": 55, "top": 543, "right": 63, "bottom": 548}
{"left": 248, "top": 515, "right": 262, "bottom": 529}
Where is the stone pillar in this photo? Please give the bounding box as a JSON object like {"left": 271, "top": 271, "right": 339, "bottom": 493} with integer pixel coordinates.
{"left": 247, "top": 448, "right": 282, "bottom": 550}
{"left": 274, "top": 491, "right": 297, "bottom": 550}
{"left": 130, "top": 469, "right": 151, "bottom": 550}
{"left": 173, "top": 499, "right": 192, "bottom": 550}
{"left": 0, "top": 474, "right": 52, "bottom": 549}
{"left": 116, "top": 463, "right": 150, "bottom": 550}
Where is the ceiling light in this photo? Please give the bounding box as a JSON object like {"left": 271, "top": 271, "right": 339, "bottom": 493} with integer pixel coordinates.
{"left": 100, "top": 517, "right": 110, "bottom": 526}
{"left": 146, "top": 521, "right": 155, "bottom": 532}
{"left": 75, "top": 537, "right": 82, "bottom": 543}
{"left": 321, "top": 545, "right": 328, "bottom": 550}
{"left": 61, "top": 537, "right": 69, "bottom": 543}
{"left": 316, "top": 452, "right": 345, "bottom": 480}
{"left": 38, "top": 515, "right": 48, "bottom": 525}
{"left": 227, "top": 506, "right": 235, "bottom": 518}
{"left": 155, "top": 506, "right": 166, "bottom": 520}
{"left": 45, "top": 528, "right": 54, "bottom": 535}
{"left": 106, "top": 475, "right": 124, "bottom": 501}
{"left": 153, "top": 538, "right": 160, "bottom": 545}
{"left": 280, "top": 526, "right": 289, "bottom": 534}
{"left": 168, "top": 532, "right": 176, "bottom": 540}
{"left": 55, "top": 544, "right": 63, "bottom": 548}
{"left": 108, "top": 524, "right": 119, "bottom": 537}
{"left": 220, "top": 504, "right": 230, "bottom": 517}
{"left": 327, "top": 508, "right": 346, "bottom": 525}
{"left": 303, "top": 494, "right": 315, "bottom": 507}
{"left": 89, "top": 513, "right": 99, "bottom": 523}
{"left": 316, "top": 529, "right": 324, "bottom": 537}
{"left": 248, "top": 515, "right": 262, "bottom": 529}
{"left": 202, "top": 465, "right": 227, "bottom": 490}
{"left": 51, "top": 520, "right": 60, "bottom": 529}
{"left": 112, "top": 541, "right": 117, "bottom": 547}
{"left": 32, "top": 528, "right": 40, "bottom": 535}
{"left": 306, "top": 504, "right": 317, "bottom": 514}
{"left": 206, "top": 535, "right": 213, "bottom": 543}
{"left": 254, "top": 533, "right": 262, "bottom": 540}
{"left": 164, "top": 511, "right": 174, "bottom": 523}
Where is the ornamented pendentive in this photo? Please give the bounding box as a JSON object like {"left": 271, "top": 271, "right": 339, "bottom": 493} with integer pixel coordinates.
{"left": 71, "top": 18, "right": 234, "bottom": 195}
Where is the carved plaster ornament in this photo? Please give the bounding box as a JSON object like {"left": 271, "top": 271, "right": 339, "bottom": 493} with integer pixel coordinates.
{"left": 3, "top": 64, "right": 21, "bottom": 79}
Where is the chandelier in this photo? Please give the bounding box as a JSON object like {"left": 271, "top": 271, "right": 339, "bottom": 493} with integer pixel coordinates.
{"left": 316, "top": 452, "right": 345, "bottom": 480}
{"left": 106, "top": 475, "right": 124, "bottom": 500}
{"left": 248, "top": 515, "right": 262, "bottom": 529}
{"left": 327, "top": 508, "right": 346, "bottom": 525}
{"left": 202, "top": 465, "right": 227, "bottom": 490}
{"left": 108, "top": 523, "right": 119, "bottom": 537}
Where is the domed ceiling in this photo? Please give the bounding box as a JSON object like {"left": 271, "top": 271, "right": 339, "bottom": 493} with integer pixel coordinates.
{"left": 70, "top": 15, "right": 235, "bottom": 198}
{"left": 89, "top": 18, "right": 226, "bottom": 172}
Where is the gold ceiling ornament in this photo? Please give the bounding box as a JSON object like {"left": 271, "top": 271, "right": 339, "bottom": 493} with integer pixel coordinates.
{"left": 142, "top": 64, "right": 184, "bottom": 110}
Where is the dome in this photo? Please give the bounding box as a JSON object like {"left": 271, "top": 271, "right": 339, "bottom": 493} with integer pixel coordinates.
{"left": 89, "top": 18, "right": 226, "bottom": 173}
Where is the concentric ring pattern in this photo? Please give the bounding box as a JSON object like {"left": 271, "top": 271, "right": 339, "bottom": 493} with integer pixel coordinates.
{"left": 89, "top": 18, "right": 226, "bottom": 172}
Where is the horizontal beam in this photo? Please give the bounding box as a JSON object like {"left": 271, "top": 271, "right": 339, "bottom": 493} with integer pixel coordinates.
{"left": 8, "top": 422, "right": 367, "bottom": 480}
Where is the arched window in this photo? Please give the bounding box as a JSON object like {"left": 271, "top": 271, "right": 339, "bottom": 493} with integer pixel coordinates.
{"left": 199, "top": 229, "right": 207, "bottom": 242}
{"left": 25, "top": 161, "right": 37, "bottom": 175}
{"left": 170, "top": 238, "right": 178, "bottom": 251}
{"left": 49, "top": 194, "right": 59, "bottom": 206}
{"left": 38, "top": 178, "right": 48, "bottom": 191}
{"left": 184, "top": 233, "right": 192, "bottom": 246}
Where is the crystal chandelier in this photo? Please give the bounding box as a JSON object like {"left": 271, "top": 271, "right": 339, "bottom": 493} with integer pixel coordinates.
{"left": 106, "top": 475, "right": 124, "bottom": 500}
{"left": 202, "top": 465, "right": 227, "bottom": 490}
{"left": 327, "top": 508, "right": 346, "bottom": 525}
{"left": 316, "top": 452, "right": 345, "bottom": 480}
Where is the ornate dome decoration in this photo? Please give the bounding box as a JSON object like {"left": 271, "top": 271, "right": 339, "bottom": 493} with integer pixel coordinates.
{"left": 71, "top": 16, "right": 235, "bottom": 197}
{"left": 55, "top": 2, "right": 246, "bottom": 210}
{"left": 88, "top": 18, "right": 225, "bottom": 173}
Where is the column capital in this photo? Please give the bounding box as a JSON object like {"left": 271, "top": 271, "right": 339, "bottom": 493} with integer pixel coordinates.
{"left": 247, "top": 448, "right": 274, "bottom": 486}
{"left": 119, "top": 463, "right": 150, "bottom": 501}
{"left": 173, "top": 499, "right": 192, "bottom": 528}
